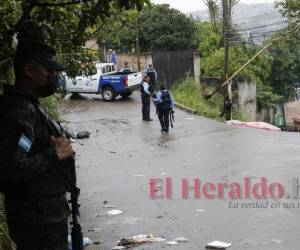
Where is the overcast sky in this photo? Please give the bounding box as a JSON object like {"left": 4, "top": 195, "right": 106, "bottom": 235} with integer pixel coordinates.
{"left": 151, "top": 0, "right": 276, "bottom": 13}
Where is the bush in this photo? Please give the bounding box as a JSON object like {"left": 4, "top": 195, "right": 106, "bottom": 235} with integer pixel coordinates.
{"left": 171, "top": 78, "right": 223, "bottom": 120}
{"left": 39, "top": 95, "right": 62, "bottom": 121}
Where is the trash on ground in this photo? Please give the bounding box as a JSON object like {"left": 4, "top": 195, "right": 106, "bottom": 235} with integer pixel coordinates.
{"left": 115, "top": 234, "right": 165, "bottom": 248}
{"left": 112, "top": 246, "right": 126, "bottom": 249}
{"left": 102, "top": 205, "right": 117, "bottom": 208}
{"left": 166, "top": 241, "right": 178, "bottom": 245}
{"left": 225, "top": 120, "right": 280, "bottom": 131}
{"left": 83, "top": 238, "right": 93, "bottom": 246}
{"left": 205, "top": 240, "right": 232, "bottom": 249}
{"left": 88, "top": 227, "right": 101, "bottom": 233}
{"left": 77, "top": 131, "right": 91, "bottom": 139}
{"left": 67, "top": 236, "right": 92, "bottom": 249}
{"left": 173, "top": 237, "right": 189, "bottom": 242}
{"left": 271, "top": 239, "right": 283, "bottom": 244}
{"left": 106, "top": 209, "right": 123, "bottom": 216}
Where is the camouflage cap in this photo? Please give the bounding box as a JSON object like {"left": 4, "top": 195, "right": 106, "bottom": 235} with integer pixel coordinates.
{"left": 15, "top": 40, "right": 65, "bottom": 71}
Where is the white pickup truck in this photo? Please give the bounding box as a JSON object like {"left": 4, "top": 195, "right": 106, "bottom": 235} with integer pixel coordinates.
{"left": 64, "top": 63, "right": 142, "bottom": 101}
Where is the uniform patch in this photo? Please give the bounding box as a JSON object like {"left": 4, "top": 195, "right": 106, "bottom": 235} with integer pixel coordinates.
{"left": 18, "top": 134, "right": 32, "bottom": 153}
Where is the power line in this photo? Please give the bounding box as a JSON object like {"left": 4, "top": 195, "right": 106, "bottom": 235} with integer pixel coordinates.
{"left": 233, "top": 12, "right": 283, "bottom": 23}
{"left": 232, "top": 21, "right": 287, "bottom": 32}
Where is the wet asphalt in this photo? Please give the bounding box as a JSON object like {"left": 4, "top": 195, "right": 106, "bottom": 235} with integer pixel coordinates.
{"left": 61, "top": 92, "right": 300, "bottom": 250}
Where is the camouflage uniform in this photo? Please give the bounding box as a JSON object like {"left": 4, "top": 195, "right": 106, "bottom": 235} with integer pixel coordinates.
{"left": 0, "top": 85, "right": 71, "bottom": 250}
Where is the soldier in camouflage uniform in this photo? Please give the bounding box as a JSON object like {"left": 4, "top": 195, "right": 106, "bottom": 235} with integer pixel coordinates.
{"left": 0, "top": 40, "right": 74, "bottom": 250}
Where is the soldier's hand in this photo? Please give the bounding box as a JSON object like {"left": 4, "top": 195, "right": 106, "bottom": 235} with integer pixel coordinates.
{"left": 51, "top": 135, "right": 74, "bottom": 160}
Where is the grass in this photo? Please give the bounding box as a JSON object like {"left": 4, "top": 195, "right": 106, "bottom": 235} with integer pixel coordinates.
{"left": 39, "top": 94, "right": 62, "bottom": 121}
{"left": 172, "top": 78, "right": 224, "bottom": 120}
{"left": 0, "top": 95, "right": 61, "bottom": 250}
{"left": 0, "top": 195, "right": 16, "bottom": 250}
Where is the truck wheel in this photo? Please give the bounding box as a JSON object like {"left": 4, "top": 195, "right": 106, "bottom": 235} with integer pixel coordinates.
{"left": 102, "top": 87, "right": 115, "bottom": 102}
{"left": 120, "top": 92, "right": 132, "bottom": 99}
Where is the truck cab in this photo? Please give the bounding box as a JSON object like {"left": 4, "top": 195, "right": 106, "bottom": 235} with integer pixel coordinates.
{"left": 65, "top": 63, "right": 116, "bottom": 94}
{"left": 64, "top": 62, "right": 142, "bottom": 102}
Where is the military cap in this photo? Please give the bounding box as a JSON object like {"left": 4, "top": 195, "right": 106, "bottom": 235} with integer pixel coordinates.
{"left": 15, "top": 40, "right": 65, "bottom": 71}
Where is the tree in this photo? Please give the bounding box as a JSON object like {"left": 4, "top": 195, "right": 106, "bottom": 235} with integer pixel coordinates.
{"left": 97, "top": 4, "right": 196, "bottom": 52}
{"left": 277, "top": 0, "right": 300, "bottom": 39}
{"left": 0, "top": 0, "right": 150, "bottom": 87}
{"left": 267, "top": 34, "right": 300, "bottom": 101}
{"left": 196, "top": 20, "right": 285, "bottom": 108}
{"left": 202, "top": 0, "right": 220, "bottom": 33}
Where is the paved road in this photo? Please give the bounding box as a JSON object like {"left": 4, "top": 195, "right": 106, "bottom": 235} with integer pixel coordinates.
{"left": 62, "top": 92, "right": 300, "bottom": 250}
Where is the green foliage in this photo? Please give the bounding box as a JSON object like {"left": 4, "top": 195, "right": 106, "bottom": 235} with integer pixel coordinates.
{"left": 172, "top": 78, "right": 223, "bottom": 119}
{"left": 257, "top": 84, "right": 283, "bottom": 108}
{"left": 196, "top": 20, "right": 286, "bottom": 108}
{"left": 201, "top": 44, "right": 272, "bottom": 84}
{"left": 268, "top": 36, "right": 300, "bottom": 101}
{"left": 196, "top": 21, "right": 222, "bottom": 57}
{"left": 277, "top": 0, "right": 300, "bottom": 39}
{"left": 39, "top": 95, "right": 62, "bottom": 121}
{"left": 0, "top": 0, "right": 151, "bottom": 88}
{"left": 0, "top": 194, "right": 16, "bottom": 250}
{"left": 97, "top": 4, "right": 196, "bottom": 52}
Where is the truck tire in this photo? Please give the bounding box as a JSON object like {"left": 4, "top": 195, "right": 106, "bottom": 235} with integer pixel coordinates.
{"left": 120, "top": 92, "right": 132, "bottom": 99}
{"left": 102, "top": 87, "right": 115, "bottom": 102}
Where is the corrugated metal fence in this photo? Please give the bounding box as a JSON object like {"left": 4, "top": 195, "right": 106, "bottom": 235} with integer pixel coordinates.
{"left": 152, "top": 49, "right": 194, "bottom": 88}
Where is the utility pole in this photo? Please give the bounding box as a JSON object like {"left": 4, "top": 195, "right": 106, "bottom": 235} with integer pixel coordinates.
{"left": 135, "top": 13, "right": 141, "bottom": 71}
{"left": 223, "top": 0, "right": 230, "bottom": 82}
{"left": 223, "top": 0, "right": 232, "bottom": 120}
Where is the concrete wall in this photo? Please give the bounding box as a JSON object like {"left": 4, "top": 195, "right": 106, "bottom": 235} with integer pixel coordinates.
{"left": 257, "top": 107, "right": 275, "bottom": 124}
{"left": 237, "top": 80, "right": 257, "bottom": 121}
{"left": 115, "top": 53, "right": 153, "bottom": 72}
{"left": 193, "top": 52, "right": 201, "bottom": 86}
{"left": 108, "top": 50, "right": 195, "bottom": 88}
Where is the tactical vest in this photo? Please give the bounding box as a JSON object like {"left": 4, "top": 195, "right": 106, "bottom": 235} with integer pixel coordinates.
{"left": 147, "top": 70, "right": 155, "bottom": 81}
{"left": 160, "top": 90, "right": 171, "bottom": 108}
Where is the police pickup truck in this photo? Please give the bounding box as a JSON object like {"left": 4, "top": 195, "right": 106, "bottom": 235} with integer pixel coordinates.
{"left": 64, "top": 63, "right": 142, "bottom": 101}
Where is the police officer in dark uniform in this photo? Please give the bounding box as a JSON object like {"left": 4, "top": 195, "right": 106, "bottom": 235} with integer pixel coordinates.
{"left": 0, "top": 40, "right": 74, "bottom": 250}
{"left": 140, "top": 75, "right": 153, "bottom": 121}
{"left": 152, "top": 84, "right": 174, "bottom": 133}
{"left": 146, "top": 64, "right": 157, "bottom": 92}
{"left": 220, "top": 95, "right": 233, "bottom": 121}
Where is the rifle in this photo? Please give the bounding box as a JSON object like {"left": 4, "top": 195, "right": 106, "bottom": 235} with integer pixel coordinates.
{"left": 170, "top": 110, "right": 175, "bottom": 128}
{"left": 36, "top": 106, "right": 84, "bottom": 250}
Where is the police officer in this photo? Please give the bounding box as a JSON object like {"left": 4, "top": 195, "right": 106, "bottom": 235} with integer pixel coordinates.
{"left": 120, "top": 61, "right": 132, "bottom": 72}
{"left": 141, "top": 75, "right": 153, "bottom": 121}
{"left": 152, "top": 84, "right": 174, "bottom": 133}
{"left": 220, "top": 95, "right": 233, "bottom": 121}
{"left": 0, "top": 40, "right": 74, "bottom": 250}
{"left": 146, "top": 64, "right": 157, "bottom": 92}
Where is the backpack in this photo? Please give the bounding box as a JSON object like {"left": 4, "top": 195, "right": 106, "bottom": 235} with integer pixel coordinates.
{"left": 160, "top": 90, "right": 171, "bottom": 108}
{"left": 147, "top": 70, "right": 155, "bottom": 82}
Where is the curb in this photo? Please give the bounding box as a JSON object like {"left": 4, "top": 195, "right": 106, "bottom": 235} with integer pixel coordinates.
{"left": 174, "top": 102, "right": 198, "bottom": 115}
